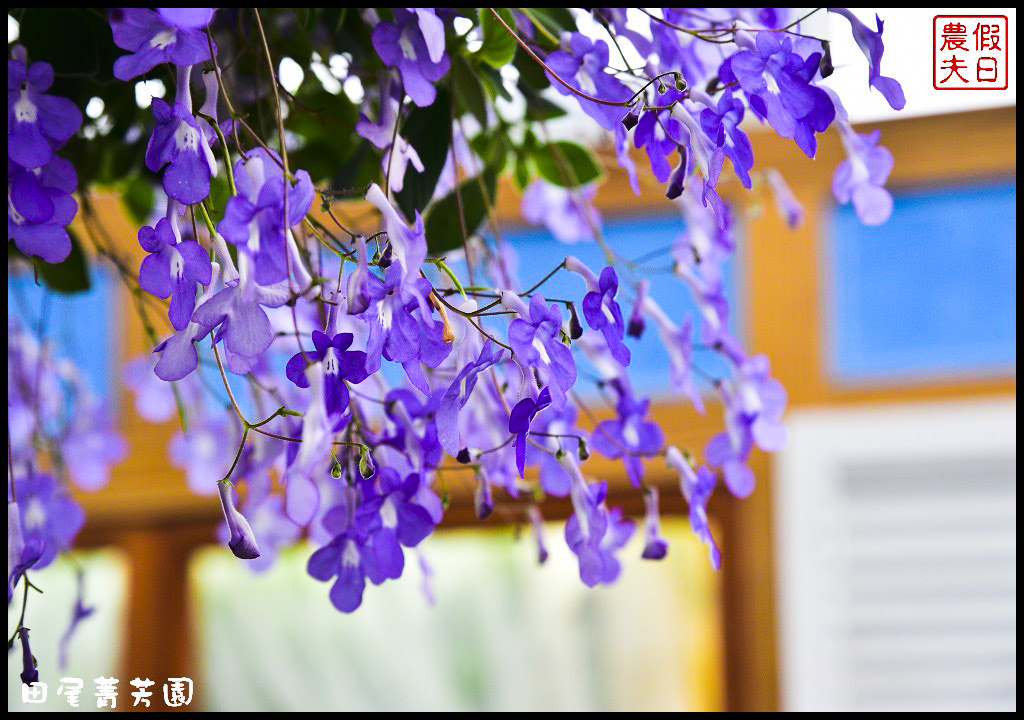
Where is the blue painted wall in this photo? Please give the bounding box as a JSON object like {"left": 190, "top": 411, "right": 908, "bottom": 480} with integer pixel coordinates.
{"left": 828, "top": 182, "right": 1016, "bottom": 384}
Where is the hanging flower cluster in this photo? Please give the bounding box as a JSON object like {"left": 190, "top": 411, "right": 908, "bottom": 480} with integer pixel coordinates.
{"left": 8, "top": 9, "right": 905, "bottom": 673}
{"left": 7, "top": 45, "right": 83, "bottom": 263}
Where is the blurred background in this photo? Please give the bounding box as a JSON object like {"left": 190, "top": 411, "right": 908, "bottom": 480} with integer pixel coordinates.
{"left": 8, "top": 8, "right": 1016, "bottom": 712}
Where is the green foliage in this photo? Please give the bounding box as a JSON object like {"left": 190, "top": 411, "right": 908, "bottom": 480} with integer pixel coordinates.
{"left": 36, "top": 231, "right": 92, "bottom": 295}
{"left": 424, "top": 167, "right": 498, "bottom": 255}
{"left": 533, "top": 141, "right": 604, "bottom": 188}
{"left": 395, "top": 88, "right": 452, "bottom": 221}
{"left": 477, "top": 8, "right": 518, "bottom": 69}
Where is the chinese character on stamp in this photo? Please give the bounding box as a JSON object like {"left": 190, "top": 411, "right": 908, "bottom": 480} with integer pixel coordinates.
{"left": 934, "top": 15, "right": 1009, "bottom": 90}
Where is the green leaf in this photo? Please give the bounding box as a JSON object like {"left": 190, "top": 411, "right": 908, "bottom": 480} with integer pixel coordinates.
{"left": 533, "top": 141, "right": 604, "bottom": 188}
{"left": 478, "top": 8, "right": 518, "bottom": 69}
{"left": 514, "top": 154, "right": 532, "bottom": 190}
{"left": 424, "top": 167, "right": 498, "bottom": 255}
{"left": 395, "top": 88, "right": 452, "bottom": 221}
{"left": 519, "top": 8, "right": 577, "bottom": 48}
{"left": 37, "top": 229, "right": 91, "bottom": 295}
{"left": 122, "top": 176, "right": 155, "bottom": 225}
{"left": 451, "top": 55, "right": 489, "bottom": 127}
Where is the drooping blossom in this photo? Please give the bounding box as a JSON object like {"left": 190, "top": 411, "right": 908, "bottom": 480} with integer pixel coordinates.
{"left": 371, "top": 9, "right": 450, "bottom": 107}
{"left": 217, "top": 481, "right": 261, "bottom": 559}
{"left": 138, "top": 213, "right": 213, "bottom": 330}
{"left": 666, "top": 446, "right": 720, "bottom": 570}
{"left": 109, "top": 7, "right": 216, "bottom": 81}
{"left": 219, "top": 148, "right": 315, "bottom": 285}
{"left": 828, "top": 8, "right": 906, "bottom": 111}
{"left": 544, "top": 32, "right": 632, "bottom": 130}
{"left": 8, "top": 157, "right": 78, "bottom": 263}
{"left": 7, "top": 51, "right": 82, "bottom": 170}
{"left": 590, "top": 378, "right": 664, "bottom": 487}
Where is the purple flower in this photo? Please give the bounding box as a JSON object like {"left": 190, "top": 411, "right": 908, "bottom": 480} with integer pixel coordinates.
{"left": 283, "top": 363, "right": 333, "bottom": 526}
{"left": 505, "top": 293, "right": 578, "bottom": 410}
{"left": 308, "top": 470, "right": 438, "bottom": 614}
{"left": 435, "top": 340, "right": 504, "bottom": 456}
{"left": 225, "top": 490, "right": 299, "bottom": 573}
{"left": 590, "top": 379, "right": 664, "bottom": 487}
{"left": 719, "top": 33, "right": 835, "bottom": 158}
{"left": 371, "top": 9, "right": 450, "bottom": 107}
{"left": 355, "top": 469, "right": 436, "bottom": 576}
{"left": 18, "top": 627, "right": 38, "bottom": 686}
{"left": 666, "top": 446, "right": 720, "bottom": 570}
{"left": 706, "top": 355, "right": 787, "bottom": 498}
{"left": 640, "top": 487, "right": 669, "bottom": 560}
{"left": 219, "top": 148, "right": 315, "bottom": 285}
{"left": 157, "top": 8, "right": 216, "bottom": 29}
{"left": 829, "top": 9, "right": 906, "bottom": 111}
{"left": 152, "top": 266, "right": 222, "bottom": 381}
{"left": 544, "top": 33, "right": 631, "bottom": 130}
{"left": 508, "top": 386, "right": 553, "bottom": 479}
{"left": 579, "top": 265, "right": 630, "bottom": 367}
{"left": 366, "top": 183, "right": 427, "bottom": 286}
{"left": 285, "top": 331, "right": 369, "bottom": 419}
{"left": 109, "top": 7, "right": 214, "bottom": 81}
{"left": 63, "top": 404, "right": 128, "bottom": 491}
{"left": 307, "top": 532, "right": 371, "bottom": 612}
{"left": 522, "top": 180, "right": 602, "bottom": 244}
{"left": 190, "top": 256, "right": 290, "bottom": 374}
{"left": 360, "top": 265, "right": 433, "bottom": 375}
{"left": 8, "top": 54, "right": 82, "bottom": 169}
{"left": 8, "top": 501, "right": 44, "bottom": 604}
{"left": 145, "top": 97, "right": 218, "bottom": 205}
{"left": 633, "top": 110, "right": 684, "bottom": 183}
{"left": 7, "top": 156, "right": 78, "bottom": 263}
{"left": 11, "top": 473, "right": 85, "bottom": 572}
{"left": 58, "top": 570, "right": 95, "bottom": 669}
{"left": 138, "top": 216, "right": 213, "bottom": 330}
{"left": 833, "top": 126, "right": 894, "bottom": 227}
{"left": 217, "top": 481, "right": 260, "bottom": 559}
{"left": 699, "top": 89, "right": 754, "bottom": 189}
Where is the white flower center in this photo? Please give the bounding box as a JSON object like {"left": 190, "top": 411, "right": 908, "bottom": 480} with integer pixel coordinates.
{"left": 601, "top": 301, "right": 617, "bottom": 326}
{"left": 169, "top": 246, "right": 185, "bottom": 281}
{"left": 380, "top": 496, "right": 398, "bottom": 529}
{"left": 622, "top": 417, "right": 640, "bottom": 447}
{"left": 532, "top": 336, "right": 551, "bottom": 365}
{"left": 323, "top": 346, "right": 339, "bottom": 376}
{"left": 379, "top": 300, "right": 394, "bottom": 332}
{"left": 342, "top": 539, "right": 360, "bottom": 568}
{"left": 150, "top": 28, "right": 178, "bottom": 50}
{"left": 399, "top": 31, "right": 418, "bottom": 61}
{"left": 174, "top": 120, "right": 200, "bottom": 153}
{"left": 14, "top": 90, "right": 37, "bottom": 123}
{"left": 24, "top": 497, "right": 46, "bottom": 530}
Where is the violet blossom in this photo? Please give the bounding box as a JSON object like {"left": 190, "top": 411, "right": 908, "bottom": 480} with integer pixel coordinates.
{"left": 371, "top": 9, "right": 450, "bottom": 107}
{"left": 109, "top": 7, "right": 215, "bottom": 81}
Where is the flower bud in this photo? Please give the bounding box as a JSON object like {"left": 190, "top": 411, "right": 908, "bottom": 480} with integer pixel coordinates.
{"left": 567, "top": 303, "right": 584, "bottom": 340}
{"left": 819, "top": 40, "right": 834, "bottom": 79}
{"left": 217, "top": 482, "right": 260, "bottom": 560}
{"left": 19, "top": 627, "right": 38, "bottom": 686}
{"left": 358, "top": 445, "right": 375, "bottom": 479}
{"left": 666, "top": 148, "right": 688, "bottom": 200}
{"left": 474, "top": 472, "right": 493, "bottom": 520}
